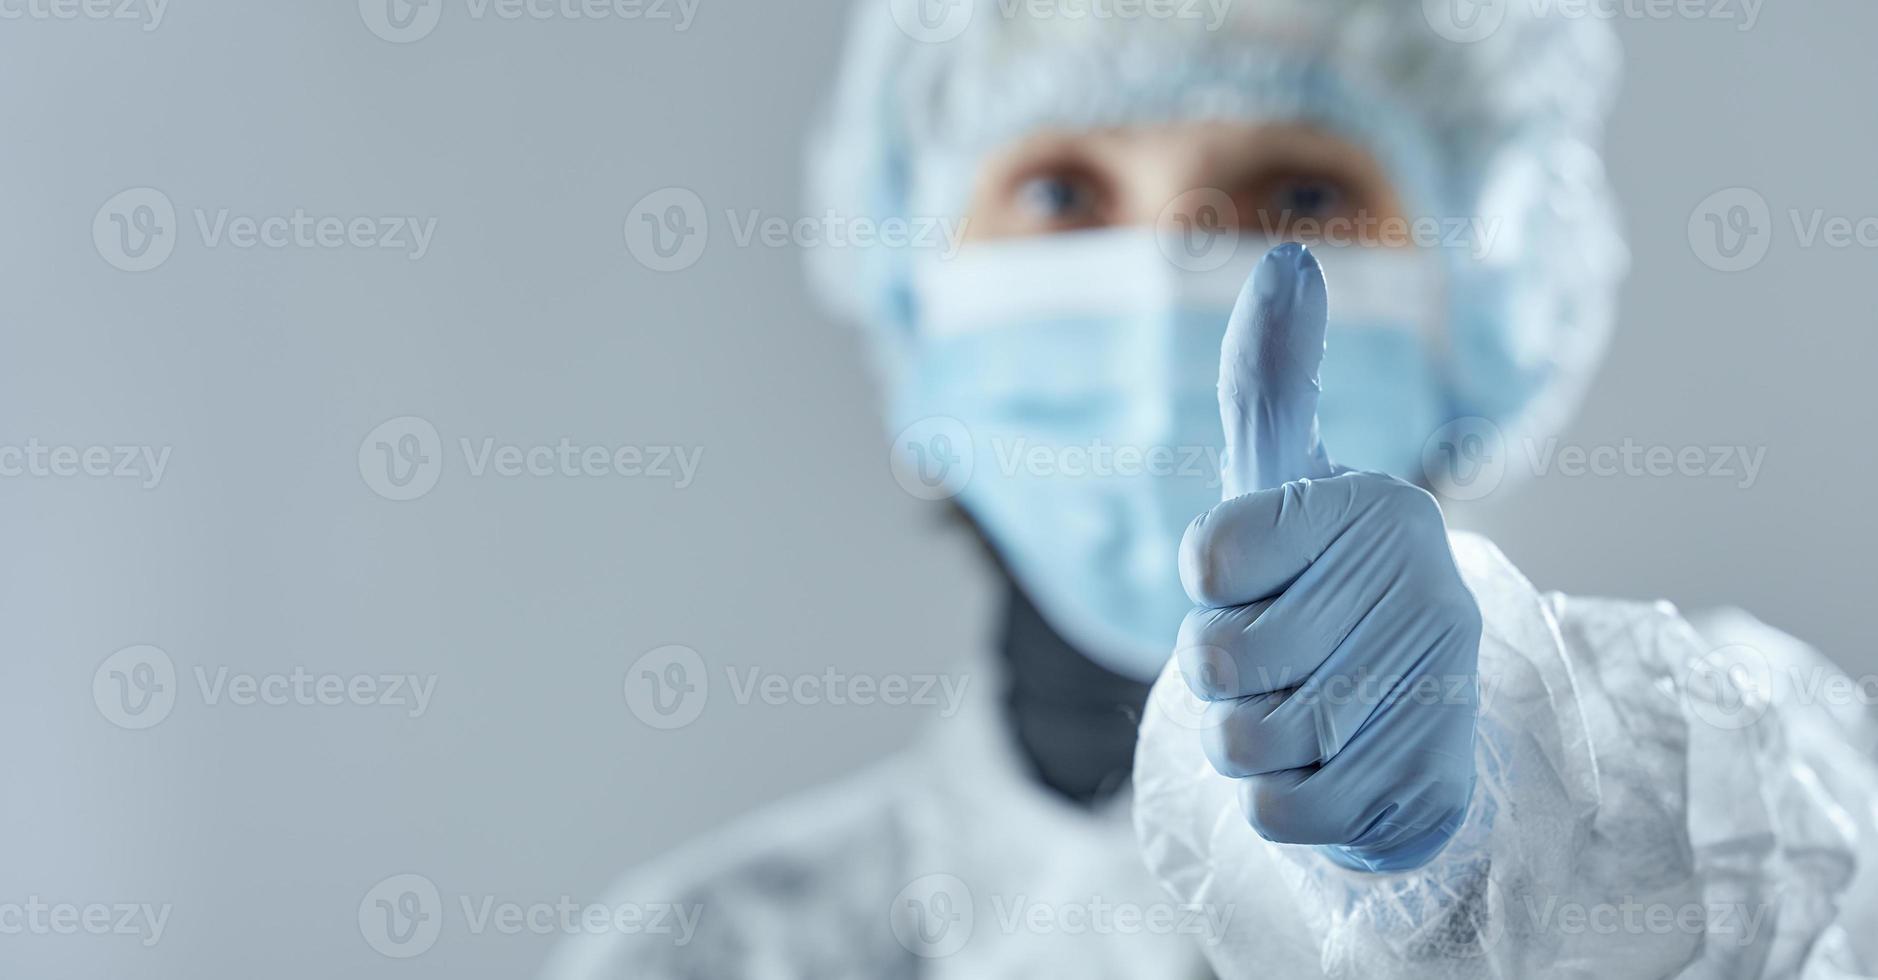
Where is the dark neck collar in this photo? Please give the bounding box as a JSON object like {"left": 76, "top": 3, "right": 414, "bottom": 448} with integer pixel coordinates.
{"left": 996, "top": 581, "right": 1153, "bottom": 807}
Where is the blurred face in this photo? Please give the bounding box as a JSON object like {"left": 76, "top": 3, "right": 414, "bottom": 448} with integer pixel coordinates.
{"left": 961, "top": 119, "right": 1406, "bottom": 246}
{"left": 909, "top": 120, "right": 1450, "bottom": 681}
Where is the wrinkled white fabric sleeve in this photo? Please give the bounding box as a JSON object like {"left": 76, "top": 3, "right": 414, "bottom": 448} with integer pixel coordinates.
{"left": 1133, "top": 530, "right": 1878, "bottom": 979}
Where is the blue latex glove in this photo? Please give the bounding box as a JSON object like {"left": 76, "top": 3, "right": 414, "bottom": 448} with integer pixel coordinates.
{"left": 1175, "top": 243, "right": 1483, "bottom": 873}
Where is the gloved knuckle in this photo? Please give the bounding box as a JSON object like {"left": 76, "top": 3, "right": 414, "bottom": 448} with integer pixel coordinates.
{"left": 1447, "top": 591, "right": 1485, "bottom": 636}
{"left": 1391, "top": 572, "right": 1480, "bottom": 639}
{"left": 1251, "top": 690, "right": 1319, "bottom": 750}
{"left": 1181, "top": 607, "right": 1221, "bottom": 648}
{"left": 1406, "top": 581, "right": 1478, "bottom": 629}
{"left": 1438, "top": 787, "right": 1474, "bottom": 824}
{"left": 1239, "top": 782, "right": 1305, "bottom": 842}
{"left": 1374, "top": 476, "right": 1442, "bottom": 525}
{"left": 1329, "top": 793, "right": 1386, "bottom": 846}
{"left": 1204, "top": 724, "right": 1264, "bottom": 778}
{"left": 1177, "top": 511, "right": 1231, "bottom": 605}
{"left": 1240, "top": 778, "right": 1344, "bottom": 845}
{"left": 1175, "top": 638, "right": 1238, "bottom": 700}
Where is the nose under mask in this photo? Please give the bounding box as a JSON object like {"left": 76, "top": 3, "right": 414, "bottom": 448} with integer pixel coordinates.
{"left": 896, "top": 229, "right": 1447, "bottom": 680}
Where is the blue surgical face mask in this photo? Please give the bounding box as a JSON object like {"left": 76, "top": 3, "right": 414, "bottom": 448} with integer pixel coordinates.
{"left": 896, "top": 229, "right": 1446, "bottom": 680}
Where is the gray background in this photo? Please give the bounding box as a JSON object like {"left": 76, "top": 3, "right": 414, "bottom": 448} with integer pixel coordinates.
{"left": 3, "top": 2, "right": 1873, "bottom": 977}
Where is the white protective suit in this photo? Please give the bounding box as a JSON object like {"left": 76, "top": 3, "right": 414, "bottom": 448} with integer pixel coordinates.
{"left": 1136, "top": 533, "right": 1878, "bottom": 979}
{"left": 543, "top": 644, "right": 1212, "bottom": 980}
{"left": 544, "top": 535, "right": 1878, "bottom": 979}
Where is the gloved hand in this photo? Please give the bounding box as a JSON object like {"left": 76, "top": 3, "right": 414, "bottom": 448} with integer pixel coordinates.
{"left": 1175, "top": 242, "right": 1483, "bottom": 873}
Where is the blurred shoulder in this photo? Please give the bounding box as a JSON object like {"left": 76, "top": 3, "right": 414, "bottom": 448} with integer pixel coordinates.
{"left": 540, "top": 765, "right": 922, "bottom": 980}
{"left": 1686, "top": 605, "right": 1878, "bottom": 752}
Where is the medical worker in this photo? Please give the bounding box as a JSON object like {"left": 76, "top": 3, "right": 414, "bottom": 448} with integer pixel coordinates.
{"left": 545, "top": 1, "right": 1878, "bottom": 977}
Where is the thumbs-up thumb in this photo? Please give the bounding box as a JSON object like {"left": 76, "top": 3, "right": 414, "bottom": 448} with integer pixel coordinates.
{"left": 1218, "top": 242, "right": 1335, "bottom": 500}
